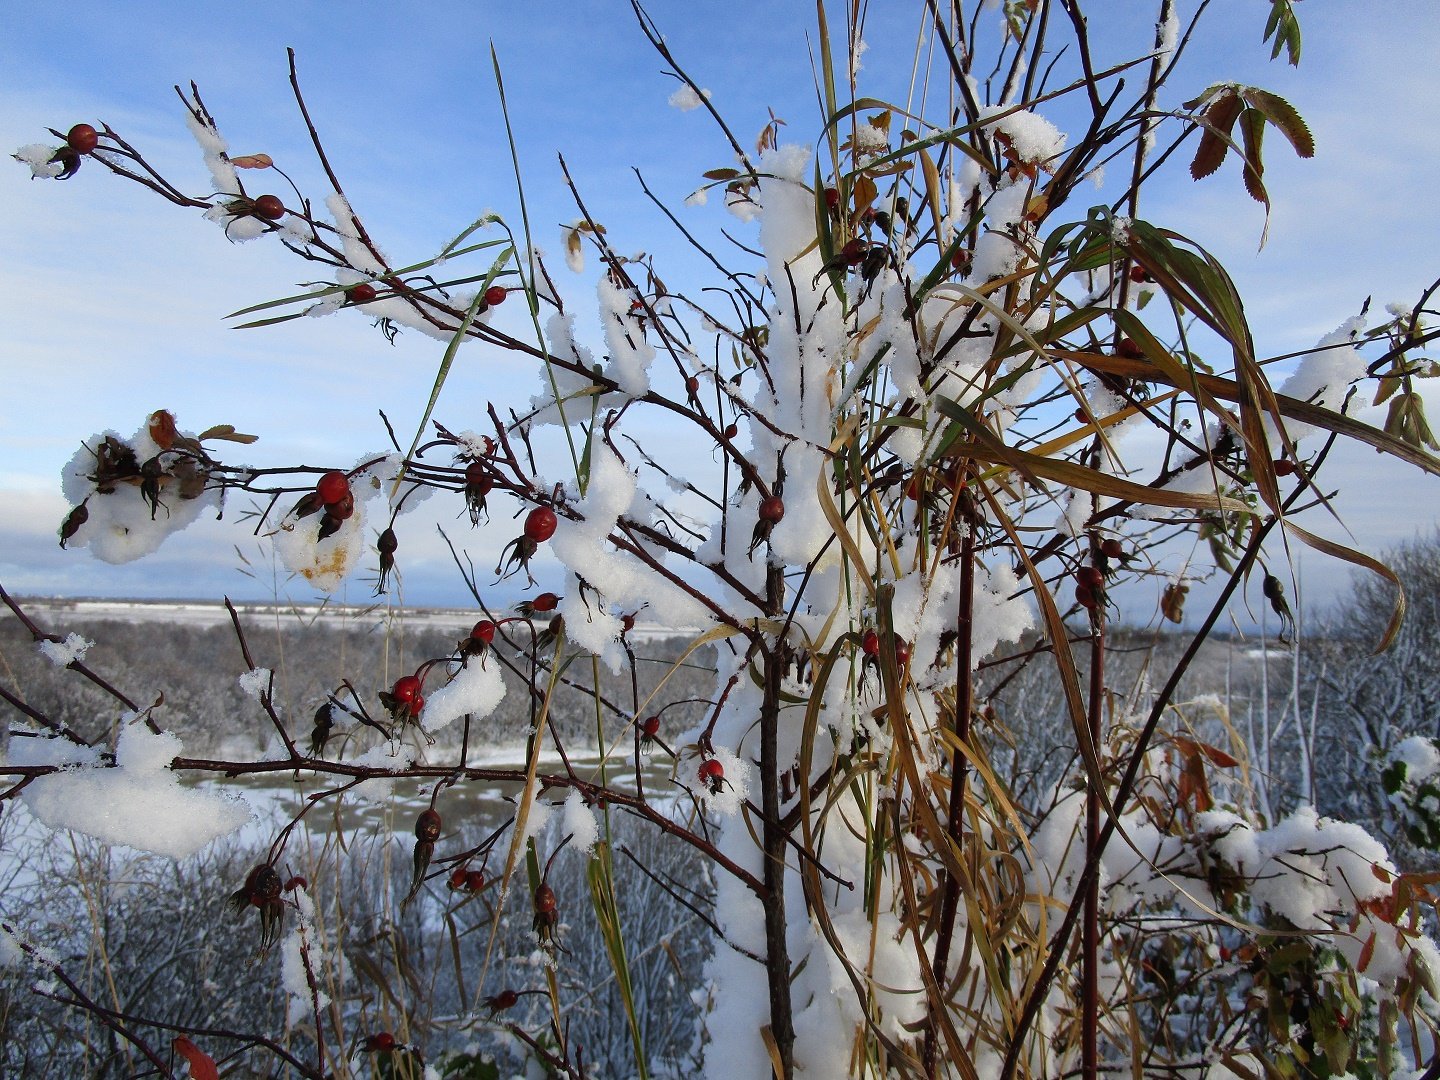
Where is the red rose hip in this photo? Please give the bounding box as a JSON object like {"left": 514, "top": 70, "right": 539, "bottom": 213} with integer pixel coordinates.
{"left": 66, "top": 123, "right": 99, "bottom": 154}
{"left": 524, "top": 506, "right": 557, "bottom": 543}
{"left": 392, "top": 674, "right": 422, "bottom": 705}
{"left": 316, "top": 470, "right": 349, "bottom": 505}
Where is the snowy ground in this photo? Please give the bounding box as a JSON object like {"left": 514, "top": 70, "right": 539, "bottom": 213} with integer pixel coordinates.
{"left": 19, "top": 596, "right": 702, "bottom": 645}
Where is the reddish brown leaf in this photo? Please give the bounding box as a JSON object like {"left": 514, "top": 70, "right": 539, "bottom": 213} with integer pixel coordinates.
{"left": 231, "top": 153, "right": 273, "bottom": 169}
{"left": 1239, "top": 108, "right": 1268, "bottom": 205}
{"left": 148, "top": 409, "right": 179, "bottom": 450}
{"left": 1357, "top": 930, "right": 1376, "bottom": 974}
{"left": 1161, "top": 580, "right": 1189, "bottom": 623}
{"left": 173, "top": 1036, "right": 219, "bottom": 1080}
{"left": 1178, "top": 750, "right": 1213, "bottom": 812}
{"left": 1190, "top": 90, "right": 1243, "bottom": 181}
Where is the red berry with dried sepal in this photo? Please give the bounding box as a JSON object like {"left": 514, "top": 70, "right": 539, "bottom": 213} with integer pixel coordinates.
{"left": 228, "top": 864, "right": 284, "bottom": 950}
{"left": 375, "top": 527, "right": 399, "bottom": 595}
{"left": 464, "top": 460, "right": 493, "bottom": 524}
{"left": 892, "top": 638, "right": 911, "bottom": 667}
{"left": 533, "top": 882, "right": 559, "bottom": 943}
{"left": 759, "top": 495, "right": 785, "bottom": 524}
{"left": 484, "top": 285, "right": 507, "bottom": 306}
{"left": 1076, "top": 565, "right": 1104, "bottom": 591}
{"left": 532, "top": 592, "right": 559, "bottom": 613}
{"left": 449, "top": 865, "right": 468, "bottom": 891}
{"left": 698, "top": 757, "right": 726, "bottom": 794}
{"left": 525, "top": 506, "right": 557, "bottom": 543}
{"left": 861, "top": 629, "right": 880, "bottom": 657}
{"left": 252, "top": 194, "right": 285, "bottom": 220}
{"left": 841, "top": 238, "right": 868, "bottom": 265}
{"left": 1076, "top": 583, "right": 1100, "bottom": 610}
{"left": 403, "top": 808, "right": 442, "bottom": 908}
{"left": 495, "top": 535, "right": 540, "bottom": 584}
{"left": 58, "top": 501, "right": 89, "bottom": 548}
{"left": 383, "top": 674, "right": 425, "bottom": 722}
{"left": 1116, "top": 337, "right": 1144, "bottom": 361}
{"left": 316, "top": 470, "right": 349, "bottom": 506}
{"left": 393, "top": 675, "right": 422, "bottom": 707}
{"left": 465, "top": 869, "right": 485, "bottom": 892}
{"left": 309, "top": 701, "right": 334, "bottom": 757}
{"left": 415, "top": 808, "right": 442, "bottom": 843}
{"left": 318, "top": 505, "right": 344, "bottom": 539}
{"left": 227, "top": 864, "right": 282, "bottom": 912}
{"left": 346, "top": 282, "right": 377, "bottom": 305}
{"left": 640, "top": 714, "right": 660, "bottom": 752}
{"left": 485, "top": 989, "right": 519, "bottom": 1014}
{"left": 66, "top": 124, "right": 99, "bottom": 155}
{"left": 1100, "top": 537, "right": 1125, "bottom": 561}
{"left": 1272, "top": 458, "right": 1297, "bottom": 477}
{"left": 363, "top": 1032, "right": 397, "bottom": 1053}
{"left": 823, "top": 186, "right": 840, "bottom": 211}
{"left": 471, "top": 619, "right": 496, "bottom": 645}
{"left": 724, "top": 423, "right": 738, "bottom": 440}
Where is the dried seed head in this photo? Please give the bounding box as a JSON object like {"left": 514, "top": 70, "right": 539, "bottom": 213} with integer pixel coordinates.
{"left": 415, "top": 808, "right": 442, "bottom": 843}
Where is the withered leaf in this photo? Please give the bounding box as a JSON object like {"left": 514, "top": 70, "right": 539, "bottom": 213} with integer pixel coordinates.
{"left": 1161, "top": 580, "right": 1189, "bottom": 623}
{"left": 173, "top": 1036, "right": 220, "bottom": 1080}
{"left": 196, "top": 424, "right": 259, "bottom": 444}
{"left": 1190, "top": 90, "right": 1244, "bottom": 181}
{"left": 230, "top": 153, "right": 274, "bottom": 170}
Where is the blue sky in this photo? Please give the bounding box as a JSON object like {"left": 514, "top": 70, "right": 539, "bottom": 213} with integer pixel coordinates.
{"left": 2, "top": 2, "right": 1438, "bottom": 623}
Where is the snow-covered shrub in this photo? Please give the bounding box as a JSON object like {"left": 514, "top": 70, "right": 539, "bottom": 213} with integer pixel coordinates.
{"left": 5, "top": 2, "right": 1440, "bottom": 1077}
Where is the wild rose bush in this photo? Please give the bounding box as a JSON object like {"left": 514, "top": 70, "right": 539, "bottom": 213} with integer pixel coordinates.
{"left": 5, "top": 2, "right": 1440, "bottom": 1077}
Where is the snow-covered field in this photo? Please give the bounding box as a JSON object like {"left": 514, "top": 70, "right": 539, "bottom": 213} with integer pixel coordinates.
{"left": 20, "top": 596, "right": 702, "bottom": 644}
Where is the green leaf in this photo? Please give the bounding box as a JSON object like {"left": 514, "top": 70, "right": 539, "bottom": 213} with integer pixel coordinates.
{"left": 1242, "top": 87, "right": 1316, "bottom": 158}
{"left": 1262, "top": 0, "right": 1303, "bottom": 66}
{"left": 195, "top": 424, "right": 258, "bottom": 445}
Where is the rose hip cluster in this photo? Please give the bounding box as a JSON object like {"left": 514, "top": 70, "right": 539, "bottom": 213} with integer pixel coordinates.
{"left": 293, "top": 470, "right": 355, "bottom": 541}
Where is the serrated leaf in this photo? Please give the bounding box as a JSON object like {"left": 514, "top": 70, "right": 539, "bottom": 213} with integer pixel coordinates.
{"left": 1191, "top": 91, "right": 1243, "bottom": 181}
{"left": 1242, "top": 87, "right": 1315, "bottom": 158}
{"left": 1240, "top": 108, "right": 1269, "bottom": 206}
{"left": 196, "top": 424, "right": 259, "bottom": 444}
{"left": 1182, "top": 83, "right": 1231, "bottom": 113}
{"left": 1262, "top": 1, "right": 1303, "bottom": 66}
